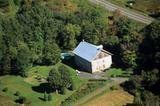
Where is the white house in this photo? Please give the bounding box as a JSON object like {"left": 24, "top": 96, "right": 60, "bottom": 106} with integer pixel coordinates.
{"left": 73, "top": 41, "right": 112, "bottom": 73}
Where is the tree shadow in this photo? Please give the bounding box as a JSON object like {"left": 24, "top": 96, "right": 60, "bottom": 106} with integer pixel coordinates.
{"left": 32, "top": 83, "right": 54, "bottom": 93}
{"left": 38, "top": 97, "right": 45, "bottom": 101}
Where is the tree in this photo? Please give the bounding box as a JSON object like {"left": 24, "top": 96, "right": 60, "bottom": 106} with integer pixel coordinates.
{"left": 14, "top": 42, "right": 31, "bottom": 76}
{"left": 43, "top": 43, "right": 60, "bottom": 65}
{"left": 58, "top": 24, "right": 81, "bottom": 50}
{"left": 139, "top": 20, "right": 160, "bottom": 70}
{"left": 48, "top": 65, "right": 74, "bottom": 94}
{"left": 81, "top": 21, "right": 99, "bottom": 44}
{"left": 58, "top": 65, "right": 72, "bottom": 88}
{"left": 104, "top": 35, "right": 119, "bottom": 46}
{"left": 48, "top": 68, "right": 62, "bottom": 92}
{"left": 114, "top": 17, "right": 131, "bottom": 37}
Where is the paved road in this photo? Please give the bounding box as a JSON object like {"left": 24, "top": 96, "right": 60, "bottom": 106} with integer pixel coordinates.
{"left": 89, "top": 0, "right": 154, "bottom": 24}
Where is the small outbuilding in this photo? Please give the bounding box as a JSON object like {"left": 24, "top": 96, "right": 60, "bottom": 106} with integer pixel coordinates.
{"left": 73, "top": 41, "right": 112, "bottom": 73}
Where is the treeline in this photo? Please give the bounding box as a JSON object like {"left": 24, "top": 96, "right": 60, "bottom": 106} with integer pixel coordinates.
{"left": 123, "top": 20, "right": 160, "bottom": 106}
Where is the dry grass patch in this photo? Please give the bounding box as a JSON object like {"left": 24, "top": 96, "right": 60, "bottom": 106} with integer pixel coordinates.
{"left": 84, "top": 90, "right": 134, "bottom": 106}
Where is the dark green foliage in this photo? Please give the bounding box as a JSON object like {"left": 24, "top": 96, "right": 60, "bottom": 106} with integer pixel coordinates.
{"left": 114, "top": 17, "right": 131, "bottom": 37}
{"left": 48, "top": 65, "right": 74, "bottom": 94}
{"left": 43, "top": 43, "right": 60, "bottom": 65}
{"left": 17, "top": 96, "right": 27, "bottom": 104}
{"left": 0, "top": 3, "right": 62, "bottom": 75}
{"left": 48, "top": 93, "right": 52, "bottom": 101}
{"left": 0, "top": 0, "right": 9, "bottom": 7}
{"left": 44, "top": 92, "right": 47, "bottom": 101}
{"left": 58, "top": 24, "right": 81, "bottom": 50}
{"left": 60, "top": 87, "right": 66, "bottom": 95}
{"left": 48, "top": 68, "right": 62, "bottom": 91}
{"left": 58, "top": 65, "right": 72, "bottom": 88}
{"left": 14, "top": 42, "right": 31, "bottom": 76}
{"left": 139, "top": 20, "right": 160, "bottom": 70}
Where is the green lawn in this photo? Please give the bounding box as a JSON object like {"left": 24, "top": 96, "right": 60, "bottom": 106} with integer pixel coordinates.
{"left": 0, "top": 63, "right": 87, "bottom": 106}
{"left": 104, "top": 68, "right": 133, "bottom": 77}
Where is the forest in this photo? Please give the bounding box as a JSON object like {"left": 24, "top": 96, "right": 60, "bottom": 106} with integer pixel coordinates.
{"left": 0, "top": 0, "right": 159, "bottom": 105}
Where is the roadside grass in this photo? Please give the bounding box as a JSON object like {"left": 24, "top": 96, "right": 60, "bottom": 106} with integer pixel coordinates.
{"left": 104, "top": 68, "right": 133, "bottom": 77}
{"left": 0, "top": 63, "right": 87, "bottom": 106}
{"left": 106, "top": 0, "right": 159, "bottom": 17}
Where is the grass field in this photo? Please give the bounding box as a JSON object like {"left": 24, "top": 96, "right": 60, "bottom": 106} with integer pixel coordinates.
{"left": 83, "top": 89, "right": 134, "bottom": 106}
{"left": 0, "top": 63, "right": 87, "bottom": 106}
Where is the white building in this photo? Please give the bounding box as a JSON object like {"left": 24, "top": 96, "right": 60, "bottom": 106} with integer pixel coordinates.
{"left": 73, "top": 41, "right": 112, "bottom": 73}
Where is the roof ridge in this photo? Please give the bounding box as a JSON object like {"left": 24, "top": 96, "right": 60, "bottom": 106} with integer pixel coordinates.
{"left": 82, "top": 41, "right": 97, "bottom": 48}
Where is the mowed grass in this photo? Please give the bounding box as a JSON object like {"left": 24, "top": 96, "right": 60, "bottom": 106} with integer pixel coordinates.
{"left": 0, "top": 63, "right": 87, "bottom": 106}
{"left": 104, "top": 68, "right": 132, "bottom": 77}
{"left": 84, "top": 89, "right": 134, "bottom": 106}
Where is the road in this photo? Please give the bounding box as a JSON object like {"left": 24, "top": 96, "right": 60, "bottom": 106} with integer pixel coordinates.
{"left": 89, "top": 0, "right": 154, "bottom": 24}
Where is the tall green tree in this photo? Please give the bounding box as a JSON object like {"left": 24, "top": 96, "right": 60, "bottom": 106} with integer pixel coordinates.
{"left": 58, "top": 24, "right": 81, "bottom": 50}
{"left": 43, "top": 43, "right": 60, "bottom": 65}
{"left": 14, "top": 42, "right": 31, "bottom": 76}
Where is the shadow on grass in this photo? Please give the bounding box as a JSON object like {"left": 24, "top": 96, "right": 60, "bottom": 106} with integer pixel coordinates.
{"left": 32, "top": 83, "right": 54, "bottom": 93}
{"left": 38, "top": 97, "right": 45, "bottom": 101}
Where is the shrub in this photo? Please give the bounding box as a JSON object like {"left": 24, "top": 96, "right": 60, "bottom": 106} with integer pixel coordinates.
{"left": 110, "top": 85, "right": 118, "bottom": 90}
{"left": 48, "top": 94, "right": 52, "bottom": 101}
{"left": 44, "top": 92, "right": 47, "bottom": 101}
{"left": 14, "top": 91, "right": 21, "bottom": 96}
{"left": 2, "top": 87, "right": 8, "bottom": 92}
{"left": 18, "top": 96, "right": 27, "bottom": 104}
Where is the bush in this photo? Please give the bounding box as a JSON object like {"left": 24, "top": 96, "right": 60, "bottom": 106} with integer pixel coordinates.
{"left": 2, "top": 87, "right": 8, "bottom": 92}
{"left": 110, "top": 85, "right": 118, "bottom": 90}
{"left": 48, "top": 94, "right": 52, "bottom": 101}
{"left": 18, "top": 96, "right": 27, "bottom": 104}
{"left": 14, "top": 91, "right": 21, "bottom": 96}
{"left": 44, "top": 92, "right": 47, "bottom": 101}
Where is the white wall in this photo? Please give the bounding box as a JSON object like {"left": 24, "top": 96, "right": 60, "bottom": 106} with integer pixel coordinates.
{"left": 91, "top": 55, "right": 112, "bottom": 73}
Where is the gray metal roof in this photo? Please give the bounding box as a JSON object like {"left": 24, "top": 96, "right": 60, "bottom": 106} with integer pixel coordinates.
{"left": 73, "top": 41, "right": 103, "bottom": 62}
